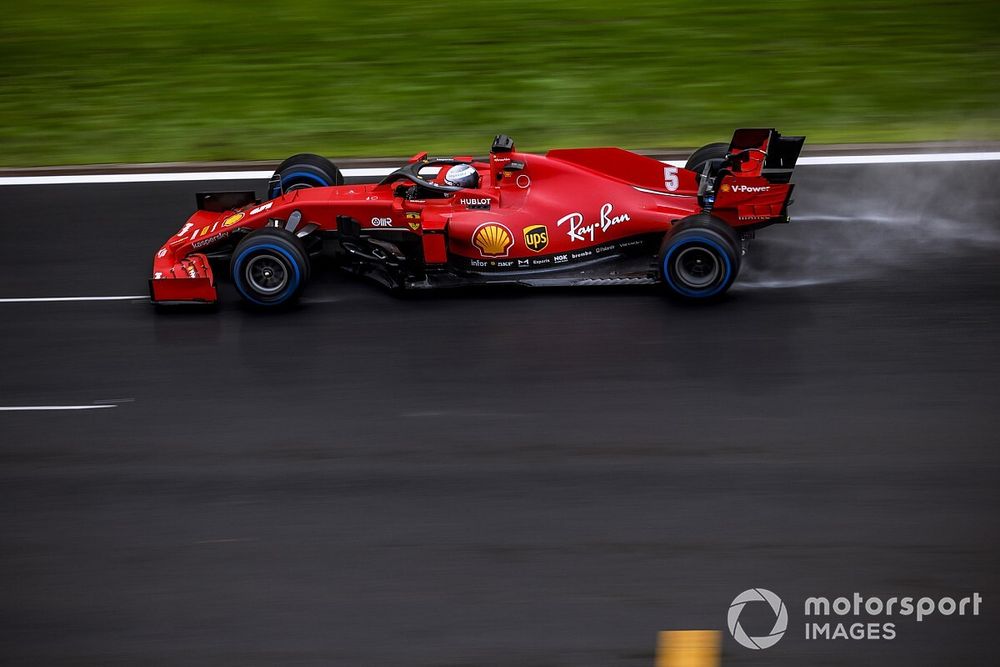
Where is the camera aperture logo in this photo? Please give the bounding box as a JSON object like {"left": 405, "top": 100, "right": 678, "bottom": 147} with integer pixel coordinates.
{"left": 728, "top": 588, "right": 788, "bottom": 649}
{"left": 727, "top": 588, "right": 983, "bottom": 650}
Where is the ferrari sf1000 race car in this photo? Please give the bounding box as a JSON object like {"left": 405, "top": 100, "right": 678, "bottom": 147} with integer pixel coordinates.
{"left": 150, "top": 128, "right": 804, "bottom": 307}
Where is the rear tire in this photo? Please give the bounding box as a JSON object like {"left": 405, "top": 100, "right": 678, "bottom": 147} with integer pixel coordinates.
{"left": 231, "top": 228, "right": 310, "bottom": 307}
{"left": 659, "top": 214, "right": 740, "bottom": 301}
{"left": 685, "top": 142, "right": 729, "bottom": 183}
{"left": 268, "top": 153, "right": 344, "bottom": 199}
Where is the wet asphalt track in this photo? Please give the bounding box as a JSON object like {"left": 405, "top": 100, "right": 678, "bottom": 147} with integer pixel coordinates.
{"left": 1, "top": 161, "right": 999, "bottom": 666}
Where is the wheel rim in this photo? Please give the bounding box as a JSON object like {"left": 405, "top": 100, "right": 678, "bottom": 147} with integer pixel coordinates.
{"left": 246, "top": 254, "right": 288, "bottom": 295}
{"left": 674, "top": 246, "right": 721, "bottom": 289}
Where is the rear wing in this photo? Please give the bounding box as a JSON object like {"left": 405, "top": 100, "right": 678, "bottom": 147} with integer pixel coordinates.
{"left": 727, "top": 128, "right": 805, "bottom": 183}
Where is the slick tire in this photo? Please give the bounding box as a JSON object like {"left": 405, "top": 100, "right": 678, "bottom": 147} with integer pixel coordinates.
{"left": 659, "top": 214, "right": 741, "bottom": 301}
{"left": 231, "top": 228, "right": 310, "bottom": 307}
{"left": 685, "top": 142, "right": 730, "bottom": 183}
{"left": 268, "top": 153, "right": 344, "bottom": 198}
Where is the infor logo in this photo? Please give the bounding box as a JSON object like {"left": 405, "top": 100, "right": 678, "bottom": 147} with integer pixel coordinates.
{"left": 728, "top": 588, "right": 788, "bottom": 650}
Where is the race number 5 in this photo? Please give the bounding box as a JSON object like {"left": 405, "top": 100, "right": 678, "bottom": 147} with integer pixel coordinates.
{"left": 663, "top": 166, "right": 679, "bottom": 191}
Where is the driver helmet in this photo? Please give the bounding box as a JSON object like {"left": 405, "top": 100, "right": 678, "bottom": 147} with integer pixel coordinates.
{"left": 444, "top": 164, "right": 479, "bottom": 189}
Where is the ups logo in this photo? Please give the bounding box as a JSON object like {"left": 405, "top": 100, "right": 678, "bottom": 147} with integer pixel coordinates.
{"left": 523, "top": 224, "right": 549, "bottom": 253}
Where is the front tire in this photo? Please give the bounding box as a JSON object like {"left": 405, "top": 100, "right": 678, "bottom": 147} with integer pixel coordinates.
{"left": 268, "top": 153, "right": 344, "bottom": 199}
{"left": 231, "top": 228, "right": 310, "bottom": 307}
{"left": 659, "top": 215, "right": 740, "bottom": 301}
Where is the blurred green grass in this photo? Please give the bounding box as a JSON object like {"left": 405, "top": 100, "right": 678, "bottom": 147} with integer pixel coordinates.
{"left": 0, "top": 0, "right": 998, "bottom": 165}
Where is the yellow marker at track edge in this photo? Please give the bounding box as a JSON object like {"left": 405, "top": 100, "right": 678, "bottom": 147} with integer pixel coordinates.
{"left": 655, "top": 630, "right": 720, "bottom": 667}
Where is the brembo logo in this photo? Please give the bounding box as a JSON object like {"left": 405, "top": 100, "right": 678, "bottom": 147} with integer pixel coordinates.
{"left": 728, "top": 588, "right": 788, "bottom": 650}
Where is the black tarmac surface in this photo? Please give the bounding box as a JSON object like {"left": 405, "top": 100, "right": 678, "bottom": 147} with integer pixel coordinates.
{"left": 1, "top": 161, "right": 998, "bottom": 665}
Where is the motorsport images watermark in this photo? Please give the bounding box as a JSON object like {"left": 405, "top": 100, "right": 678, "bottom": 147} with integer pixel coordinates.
{"left": 727, "top": 589, "right": 983, "bottom": 649}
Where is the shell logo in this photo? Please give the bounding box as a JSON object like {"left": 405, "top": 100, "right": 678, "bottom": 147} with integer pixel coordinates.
{"left": 472, "top": 222, "right": 513, "bottom": 257}
{"left": 222, "top": 212, "right": 245, "bottom": 227}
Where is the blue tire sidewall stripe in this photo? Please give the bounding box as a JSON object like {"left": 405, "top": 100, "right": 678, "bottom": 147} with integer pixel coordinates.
{"left": 233, "top": 243, "right": 302, "bottom": 306}
{"left": 268, "top": 169, "right": 333, "bottom": 197}
{"left": 663, "top": 235, "right": 733, "bottom": 298}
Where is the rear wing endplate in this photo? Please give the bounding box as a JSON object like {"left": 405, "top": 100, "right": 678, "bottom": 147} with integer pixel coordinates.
{"left": 729, "top": 128, "right": 805, "bottom": 183}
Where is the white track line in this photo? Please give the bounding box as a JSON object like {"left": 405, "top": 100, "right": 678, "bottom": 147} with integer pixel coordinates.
{"left": 1, "top": 152, "right": 998, "bottom": 186}
{"left": 0, "top": 404, "right": 116, "bottom": 411}
{"left": 0, "top": 168, "right": 376, "bottom": 186}
{"left": 0, "top": 295, "right": 147, "bottom": 303}
{"left": 797, "top": 152, "right": 1000, "bottom": 165}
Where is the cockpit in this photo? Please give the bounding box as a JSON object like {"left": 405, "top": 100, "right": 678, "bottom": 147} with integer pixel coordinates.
{"left": 377, "top": 134, "right": 520, "bottom": 202}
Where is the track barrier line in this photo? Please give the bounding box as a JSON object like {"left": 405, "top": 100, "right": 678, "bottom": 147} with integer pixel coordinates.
{"left": 655, "top": 630, "right": 721, "bottom": 667}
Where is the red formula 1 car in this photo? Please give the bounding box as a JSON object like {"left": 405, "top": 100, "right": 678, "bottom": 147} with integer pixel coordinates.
{"left": 150, "top": 129, "right": 804, "bottom": 307}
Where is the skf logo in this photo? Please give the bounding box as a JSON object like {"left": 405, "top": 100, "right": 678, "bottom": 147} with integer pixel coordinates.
{"left": 472, "top": 222, "right": 513, "bottom": 257}
{"left": 523, "top": 224, "right": 549, "bottom": 253}
{"left": 221, "top": 212, "right": 245, "bottom": 227}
